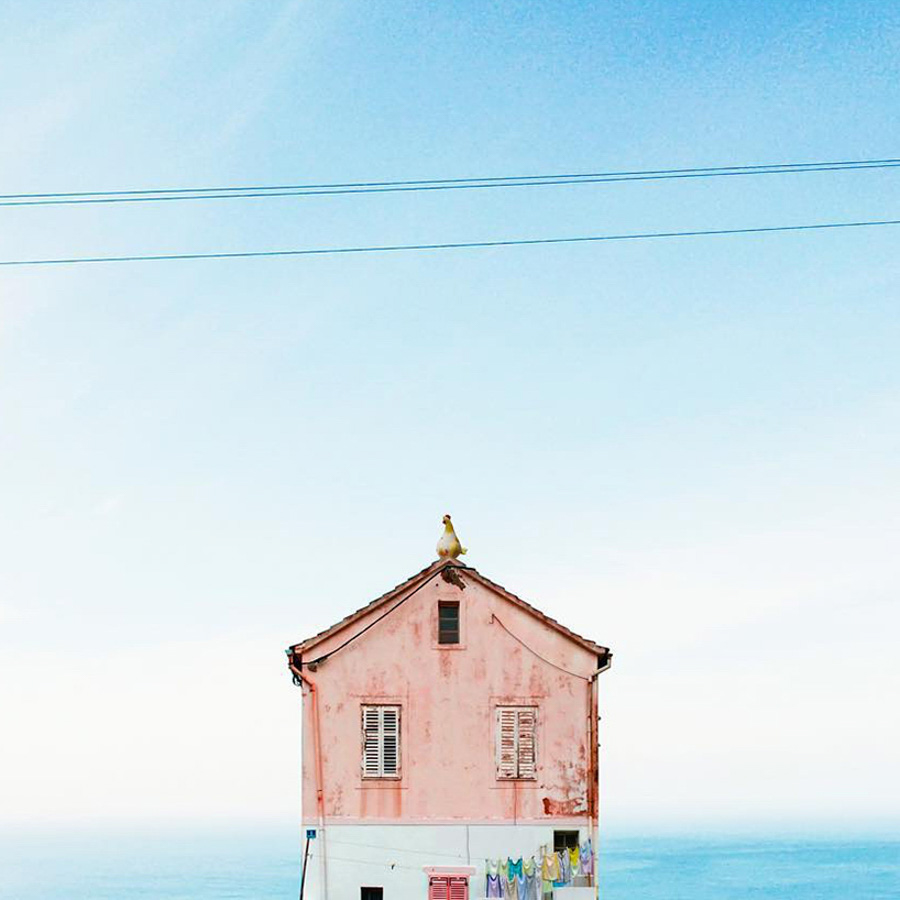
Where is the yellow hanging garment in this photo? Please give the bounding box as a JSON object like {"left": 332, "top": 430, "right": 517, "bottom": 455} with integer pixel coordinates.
{"left": 542, "top": 851, "right": 560, "bottom": 882}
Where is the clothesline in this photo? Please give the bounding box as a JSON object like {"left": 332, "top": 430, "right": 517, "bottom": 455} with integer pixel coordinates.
{"left": 485, "top": 842, "right": 594, "bottom": 898}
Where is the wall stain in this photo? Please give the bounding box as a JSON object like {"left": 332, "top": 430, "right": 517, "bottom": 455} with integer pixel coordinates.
{"left": 542, "top": 796, "right": 587, "bottom": 816}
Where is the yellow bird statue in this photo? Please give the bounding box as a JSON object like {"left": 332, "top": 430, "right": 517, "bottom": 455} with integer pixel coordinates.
{"left": 436, "top": 514, "right": 467, "bottom": 559}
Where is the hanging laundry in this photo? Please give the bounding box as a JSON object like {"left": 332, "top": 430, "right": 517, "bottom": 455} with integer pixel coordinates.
{"left": 580, "top": 839, "right": 593, "bottom": 876}
{"left": 558, "top": 848, "right": 572, "bottom": 883}
{"left": 486, "top": 859, "right": 502, "bottom": 898}
{"left": 568, "top": 844, "right": 580, "bottom": 877}
{"left": 521, "top": 857, "right": 539, "bottom": 900}
{"left": 515, "top": 872, "right": 527, "bottom": 900}
{"left": 542, "top": 851, "right": 560, "bottom": 884}
{"left": 508, "top": 857, "right": 524, "bottom": 878}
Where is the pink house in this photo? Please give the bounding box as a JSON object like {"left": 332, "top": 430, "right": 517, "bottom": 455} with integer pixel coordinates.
{"left": 286, "top": 556, "right": 612, "bottom": 900}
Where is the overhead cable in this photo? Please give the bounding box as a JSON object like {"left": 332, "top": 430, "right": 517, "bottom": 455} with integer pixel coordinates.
{"left": 1, "top": 157, "right": 898, "bottom": 208}
{"left": 2, "top": 217, "right": 898, "bottom": 268}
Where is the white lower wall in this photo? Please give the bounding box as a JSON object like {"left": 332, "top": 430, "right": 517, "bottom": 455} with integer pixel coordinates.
{"left": 299, "top": 822, "right": 597, "bottom": 900}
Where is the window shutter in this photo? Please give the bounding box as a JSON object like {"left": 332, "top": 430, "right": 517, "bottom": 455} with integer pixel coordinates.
{"left": 449, "top": 876, "right": 469, "bottom": 900}
{"left": 516, "top": 707, "right": 536, "bottom": 779}
{"left": 362, "top": 705, "right": 401, "bottom": 778}
{"left": 381, "top": 706, "right": 400, "bottom": 777}
{"left": 363, "top": 706, "right": 381, "bottom": 778}
{"left": 429, "top": 877, "right": 467, "bottom": 900}
{"left": 497, "top": 707, "right": 518, "bottom": 779}
{"left": 496, "top": 706, "right": 537, "bottom": 779}
{"left": 429, "top": 877, "right": 450, "bottom": 900}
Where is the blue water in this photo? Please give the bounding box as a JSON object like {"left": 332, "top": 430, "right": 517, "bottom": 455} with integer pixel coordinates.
{"left": 1, "top": 829, "right": 897, "bottom": 898}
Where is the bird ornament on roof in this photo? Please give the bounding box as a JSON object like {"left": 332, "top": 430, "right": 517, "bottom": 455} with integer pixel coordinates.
{"left": 436, "top": 514, "right": 467, "bottom": 560}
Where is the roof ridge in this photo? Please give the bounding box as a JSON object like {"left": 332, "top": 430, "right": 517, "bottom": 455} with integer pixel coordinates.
{"left": 290, "top": 557, "right": 461, "bottom": 652}
{"left": 289, "top": 558, "right": 606, "bottom": 657}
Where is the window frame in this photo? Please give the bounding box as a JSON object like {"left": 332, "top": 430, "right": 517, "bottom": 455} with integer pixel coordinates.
{"left": 553, "top": 830, "right": 580, "bottom": 851}
{"left": 428, "top": 876, "right": 469, "bottom": 900}
{"left": 495, "top": 705, "right": 538, "bottom": 780}
{"left": 361, "top": 704, "right": 402, "bottom": 780}
{"left": 437, "top": 600, "right": 461, "bottom": 645}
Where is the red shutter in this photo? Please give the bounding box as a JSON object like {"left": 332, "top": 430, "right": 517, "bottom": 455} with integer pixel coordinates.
{"left": 429, "top": 876, "right": 468, "bottom": 900}
{"left": 449, "top": 876, "right": 469, "bottom": 900}
{"left": 429, "top": 876, "right": 450, "bottom": 900}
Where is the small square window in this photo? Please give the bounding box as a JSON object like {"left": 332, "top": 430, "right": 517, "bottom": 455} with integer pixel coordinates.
{"left": 438, "top": 601, "right": 460, "bottom": 644}
{"left": 361, "top": 889, "right": 383, "bottom": 900}
{"left": 554, "top": 830, "right": 579, "bottom": 851}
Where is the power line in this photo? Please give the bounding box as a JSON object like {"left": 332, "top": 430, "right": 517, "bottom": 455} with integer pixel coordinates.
{"left": 491, "top": 614, "right": 590, "bottom": 681}
{"left": 2, "top": 217, "right": 897, "bottom": 269}
{"left": 1, "top": 157, "right": 898, "bottom": 208}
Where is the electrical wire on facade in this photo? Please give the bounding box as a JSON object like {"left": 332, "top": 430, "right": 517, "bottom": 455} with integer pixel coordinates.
{"left": 490, "top": 614, "right": 591, "bottom": 680}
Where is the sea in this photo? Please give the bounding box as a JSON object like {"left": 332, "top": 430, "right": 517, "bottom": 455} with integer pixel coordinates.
{"left": 0, "top": 828, "right": 897, "bottom": 899}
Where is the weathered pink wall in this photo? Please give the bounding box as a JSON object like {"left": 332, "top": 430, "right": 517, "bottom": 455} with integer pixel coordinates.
{"left": 298, "top": 565, "right": 601, "bottom": 823}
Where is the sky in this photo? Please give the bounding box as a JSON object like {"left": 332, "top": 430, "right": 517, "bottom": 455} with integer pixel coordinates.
{"left": 0, "top": 1, "right": 898, "bottom": 832}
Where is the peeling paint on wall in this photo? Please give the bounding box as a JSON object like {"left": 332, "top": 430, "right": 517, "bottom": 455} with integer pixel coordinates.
{"left": 299, "top": 573, "right": 600, "bottom": 823}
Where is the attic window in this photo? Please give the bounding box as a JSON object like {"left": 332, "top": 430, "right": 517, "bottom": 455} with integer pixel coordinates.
{"left": 438, "top": 601, "right": 460, "bottom": 644}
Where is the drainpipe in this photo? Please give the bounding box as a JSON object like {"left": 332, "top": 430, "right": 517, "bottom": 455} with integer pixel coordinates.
{"left": 590, "top": 652, "right": 612, "bottom": 900}
{"left": 289, "top": 654, "right": 329, "bottom": 900}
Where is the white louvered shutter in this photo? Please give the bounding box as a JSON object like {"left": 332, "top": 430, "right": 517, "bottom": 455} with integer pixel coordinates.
{"left": 516, "top": 707, "right": 536, "bottom": 779}
{"left": 497, "top": 707, "right": 518, "bottom": 778}
{"left": 362, "top": 705, "right": 401, "bottom": 778}
{"left": 362, "top": 706, "right": 381, "bottom": 778}
{"left": 496, "top": 706, "right": 537, "bottom": 779}
{"left": 381, "top": 706, "right": 400, "bottom": 777}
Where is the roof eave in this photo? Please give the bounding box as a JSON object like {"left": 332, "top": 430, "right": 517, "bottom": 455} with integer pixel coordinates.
{"left": 290, "top": 557, "right": 466, "bottom": 654}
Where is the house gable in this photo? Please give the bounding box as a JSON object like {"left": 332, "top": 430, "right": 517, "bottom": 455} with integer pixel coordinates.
{"left": 289, "top": 557, "right": 609, "bottom": 667}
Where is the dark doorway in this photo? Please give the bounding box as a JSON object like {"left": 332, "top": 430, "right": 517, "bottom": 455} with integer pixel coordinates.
{"left": 361, "top": 888, "right": 383, "bottom": 900}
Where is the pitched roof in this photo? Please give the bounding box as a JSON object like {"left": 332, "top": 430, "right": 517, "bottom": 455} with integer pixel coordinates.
{"left": 290, "top": 557, "right": 608, "bottom": 658}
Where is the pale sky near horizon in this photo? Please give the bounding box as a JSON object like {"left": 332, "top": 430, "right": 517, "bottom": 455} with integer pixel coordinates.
{"left": 1, "top": 1, "right": 899, "bottom": 832}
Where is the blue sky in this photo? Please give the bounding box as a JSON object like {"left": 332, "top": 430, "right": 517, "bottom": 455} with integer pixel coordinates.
{"left": 0, "top": 1, "right": 898, "bottom": 829}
